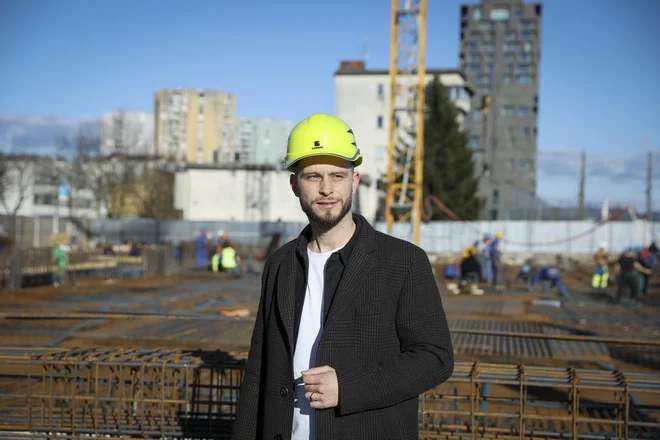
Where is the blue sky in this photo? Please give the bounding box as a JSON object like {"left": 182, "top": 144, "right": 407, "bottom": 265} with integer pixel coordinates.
{"left": 1, "top": 0, "right": 659, "bottom": 208}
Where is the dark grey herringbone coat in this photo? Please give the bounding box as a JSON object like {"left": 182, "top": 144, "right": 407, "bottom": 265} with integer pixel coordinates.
{"left": 232, "top": 216, "right": 454, "bottom": 440}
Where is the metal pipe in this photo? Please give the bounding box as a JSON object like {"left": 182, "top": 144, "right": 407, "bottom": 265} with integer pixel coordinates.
{"left": 450, "top": 328, "right": 660, "bottom": 346}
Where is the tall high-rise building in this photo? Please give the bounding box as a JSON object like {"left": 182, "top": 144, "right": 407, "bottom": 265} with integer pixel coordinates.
{"left": 460, "top": 0, "right": 543, "bottom": 220}
{"left": 101, "top": 111, "right": 153, "bottom": 157}
{"left": 154, "top": 88, "right": 236, "bottom": 164}
{"left": 236, "top": 118, "right": 294, "bottom": 166}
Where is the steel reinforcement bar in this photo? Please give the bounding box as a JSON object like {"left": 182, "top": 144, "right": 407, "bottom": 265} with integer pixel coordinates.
{"left": 0, "top": 348, "right": 658, "bottom": 439}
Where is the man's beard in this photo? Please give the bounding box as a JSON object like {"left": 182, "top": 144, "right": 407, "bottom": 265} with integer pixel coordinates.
{"left": 300, "top": 196, "right": 353, "bottom": 229}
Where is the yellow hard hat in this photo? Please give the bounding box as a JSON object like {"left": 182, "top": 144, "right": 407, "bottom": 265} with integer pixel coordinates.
{"left": 284, "top": 113, "right": 362, "bottom": 172}
{"left": 495, "top": 231, "right": 503, "bottom": 238}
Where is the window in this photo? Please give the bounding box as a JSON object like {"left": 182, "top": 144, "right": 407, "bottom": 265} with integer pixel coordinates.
{"left": 520, "top": 53, "right": 531, "bottom": 62}
{"left": 473, "top": 9, "right": 482, "bottom": 20}
{"left": 523, "top": 127, "right": 531, "bottom": 137}
{"left": 490, "top": 8, "right": 510, "bottom": 21}
{"left": 470, "top": 63, "right": 481, "bottom": 73}
{"left": 472, "top": 111, "right": 482, "bottom": 121}
{"left": 502, "top": 74, "right": 511, "bottom": 84}
{"left": 469, "top": 136, "right": 479, "bottom": 150}
{"left": 500, "top": 106, "right": 515, "bottom": 117}
{"left": 522, "top": 20, "right": 534, "bottom": 30}
{"left": 518, "top": 106, "right": 530, "bottom": 117}
{"left": 519, "top": 160, "right": 528, "bottom": 169}
{"left": 375, "top": 146, "right": 387, "bottom": 161}
{"left": 505, "top": 31, "right": 517, "bottom": 42}
{"left": 523, "top": 42, "right": 532, "bottom": 52}
{"left": 515, "top": 8, "right": 523, "bottom": 18}
{"left": 511, "top": 138, "right": 517, "bottom": 148}
{"left": 377, "top": 83, "right": 384, "bottom": 98}
{"left": 504, "top": 54, "right": 513, "bottom": 63}
{"left": 492, "top": 189, "right": 500, "bottom": 205}
{"left": 508, "top": 159, "right": 515, "bottom": 169}
{"left": 377, "top": 116, "right": 383, "bottom": 128}
{"left": 517, "top": 74, "right": 532, "bottom": 84}
{"left": 476, "top": 74, "right": 489, "bottom": 85}
{"left": 470, "top": 53, "right": 480, "bottom": 62}
{"left": 483, "top": 42, "right": 495, "bottom": 52}
{"left": 517, "top": 63, "right": 531, "bottom": 73}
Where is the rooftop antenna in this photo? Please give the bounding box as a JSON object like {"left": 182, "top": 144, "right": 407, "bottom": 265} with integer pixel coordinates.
{"left": 363, "top": 35, "right": 369, "bottom": 64}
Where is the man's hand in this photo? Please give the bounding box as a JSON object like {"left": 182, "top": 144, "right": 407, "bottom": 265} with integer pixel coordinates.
{"left": 302, "top": 365, "right": 339, "bottom": 409}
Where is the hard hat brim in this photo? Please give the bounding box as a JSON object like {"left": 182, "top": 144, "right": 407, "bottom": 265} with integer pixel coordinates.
{"left": 285, "top": 150, "right": 363, "bottom": 172}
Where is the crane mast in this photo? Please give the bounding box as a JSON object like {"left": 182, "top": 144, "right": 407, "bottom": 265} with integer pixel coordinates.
{"left": 384, "top": 0, "right": 427, "bottom": 246}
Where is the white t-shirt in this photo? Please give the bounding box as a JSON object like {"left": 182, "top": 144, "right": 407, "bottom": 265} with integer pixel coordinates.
{"left": 291, "top": 245, "right": 343, "bottom": 440}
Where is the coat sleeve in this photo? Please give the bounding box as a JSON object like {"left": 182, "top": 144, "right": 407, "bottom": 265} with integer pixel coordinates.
{"left": 231, "top": 264, "right": 270, "bottom": 439}
{"left": 335, "top": 247, "right": 454, "bottom": 416}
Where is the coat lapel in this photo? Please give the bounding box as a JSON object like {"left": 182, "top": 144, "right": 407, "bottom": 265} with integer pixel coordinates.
{"left": 323, "top": 241, "right": 376, "bottom": 332}
{"left": 276, "top": 249, "right": 297, "bottom": 353}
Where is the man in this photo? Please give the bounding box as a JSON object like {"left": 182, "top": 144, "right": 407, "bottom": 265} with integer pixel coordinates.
{"left": 232, "top": 114, "right": 453, "bottom": 440}
{"left": 488, "top": 232, "right": 503, "bottom": 287}
{"left": 615, "top": 246, "right": 652, "bottom": 304}
{"left": 592, "top": 242, "right": 609, "bottom": 289}
{"left": 531, "top": 265, "right": 569, "bottom": 300}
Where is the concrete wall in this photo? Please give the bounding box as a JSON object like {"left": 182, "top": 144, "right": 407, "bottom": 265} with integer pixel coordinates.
{"left": 380, "top": 220, "right": 658, "bottom": 256}
{"left": 175, "top": 167, "right": 308, "bottom": 223}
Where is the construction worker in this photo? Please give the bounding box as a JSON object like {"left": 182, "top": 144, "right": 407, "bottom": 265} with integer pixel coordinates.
{"left": 615, "top": 246, "right": 652, "bottom": 304}
{"left": 592, "top": 242, "right": 609, "bottom": 289}
{"left": 195, "top": 230, "right": 208, "bottom": 271}
{"left": 637, "top": 242, "right": 658, "bottom": 296}
{"left": 52, "top": 244, "right": 69, "bottom": 287}
{"left": 489, "top": 231, "right": 503, "bottom": 287}
{"left": 233, "top": 113, "right": 453, "bottom": 440}
{"left": 443, "top": 257, "right": 459, "bottom": 280}
{"left": 516, "top": 261, "right": 533, "bottom": 285}
{"left": 460, "top": 242, "right": 481, "bottom": 281}
{"left": 532, "top": 265, "right": 569, "bottom": 300}
{"left": 480, "top": 233, "right": 493, "bottom": 282}
{"left": 219, "top": 240, "right": 240, "bottom": 276}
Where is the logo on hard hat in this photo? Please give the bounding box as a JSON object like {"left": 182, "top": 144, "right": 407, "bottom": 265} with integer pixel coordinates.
{"left": 312, "top": 140, "right": 323, "bottom": 150}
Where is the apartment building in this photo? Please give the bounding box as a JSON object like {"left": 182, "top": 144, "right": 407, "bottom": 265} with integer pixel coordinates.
{"left": 236, "top": 118, "right": 294, "bottom": 166}
{"left": 334, "top": 60, "right": 474, "bottom": 224}
{"left": 154, "top": 88, "right": 237, "bottom": 164}
{"left": 101, "top": 111, "right": 154, "bottom": 156}
{"left": 459, "top": 0, "right": 543, "bottom": 219}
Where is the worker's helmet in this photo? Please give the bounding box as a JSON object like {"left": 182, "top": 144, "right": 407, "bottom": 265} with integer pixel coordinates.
{"left": 484, "top": 233, "right": 492, "bottom": 240}
{"left": 495, "top": 231, "right": 503, "bottom": 239}
{"left": 284, "top": 113, "right": 362, "bottom": 172}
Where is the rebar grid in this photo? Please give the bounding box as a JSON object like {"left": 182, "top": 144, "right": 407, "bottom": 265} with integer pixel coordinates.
{"left": 0, "top": 349, "right": 658, "bottom": 439}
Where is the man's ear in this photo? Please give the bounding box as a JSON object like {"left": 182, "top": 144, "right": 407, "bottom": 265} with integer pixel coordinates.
{"left": 290, "top": 173, "right": 300, "bottom": 197}
{"left": 352, "top": 171, "right": 360, "bottom": 195}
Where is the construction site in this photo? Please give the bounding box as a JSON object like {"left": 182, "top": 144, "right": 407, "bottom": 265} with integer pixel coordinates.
{"left": 1, "top": 0, "right": 659, "bottom": 439}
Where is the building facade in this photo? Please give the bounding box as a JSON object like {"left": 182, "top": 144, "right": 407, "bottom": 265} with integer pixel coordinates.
{"left": 101, "top": 111, "right": 154, "bottom": 157}
{"left": 334, "top": 61, "right": 474, "bottom": 224}
{"left": 154, "top": 89, "right": 237, "bottom": 165}
{"left": 459, "top": 0, "right": 543, "bottom": 219}
{"left": 174, "top": 165, "right": 308, "bottom": 223}
{"left": 236, "top": 118, "right": 294, "bottom": 166}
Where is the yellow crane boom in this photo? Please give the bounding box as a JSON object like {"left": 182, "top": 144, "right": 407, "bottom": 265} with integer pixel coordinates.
{"left": 384, "top": 0, "right": 427, "bottom": 246}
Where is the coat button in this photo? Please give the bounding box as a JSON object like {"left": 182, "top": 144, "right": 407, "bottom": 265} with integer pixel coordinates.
{"left": 274, "top": 435, "right": 283, "bottom": 440}
{"left": 279, "top": 387, "right": 288, "bottom": 397}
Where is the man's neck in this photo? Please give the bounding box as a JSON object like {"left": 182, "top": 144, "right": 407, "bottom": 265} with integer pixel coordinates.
{"left": 308, "top": 214, "right": 356, "bottom": 253}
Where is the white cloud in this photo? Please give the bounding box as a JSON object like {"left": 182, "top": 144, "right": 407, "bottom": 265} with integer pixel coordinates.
{"left": 538, "top": 147, "right": 660, "bottom": 181}
{"left": 0, "top": 113, "right": 100, "bottom": 154}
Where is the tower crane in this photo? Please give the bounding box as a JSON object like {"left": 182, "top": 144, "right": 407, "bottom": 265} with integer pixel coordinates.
{"left": 384, "top": 0, "right": 427, "bottom": 246}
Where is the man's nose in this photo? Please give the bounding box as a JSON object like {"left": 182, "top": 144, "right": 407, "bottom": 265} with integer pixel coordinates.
{"left": 319, "top": 178, "right": 333, "bottom": 195}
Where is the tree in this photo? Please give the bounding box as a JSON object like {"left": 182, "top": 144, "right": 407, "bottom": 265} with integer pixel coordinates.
{"left": 423, "top": 75, "right": 483, "bottom": 220}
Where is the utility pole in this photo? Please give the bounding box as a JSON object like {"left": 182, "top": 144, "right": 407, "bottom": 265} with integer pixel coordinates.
{"left": 647, "top": 151, "right": 653, "bottom": 222}
{"left": 578, "top": 150, "right": 586, "bottom": 220}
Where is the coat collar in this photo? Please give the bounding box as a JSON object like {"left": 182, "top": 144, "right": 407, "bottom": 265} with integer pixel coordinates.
{"left": 276, "top": 213, "right": 377, "bottom": 351}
